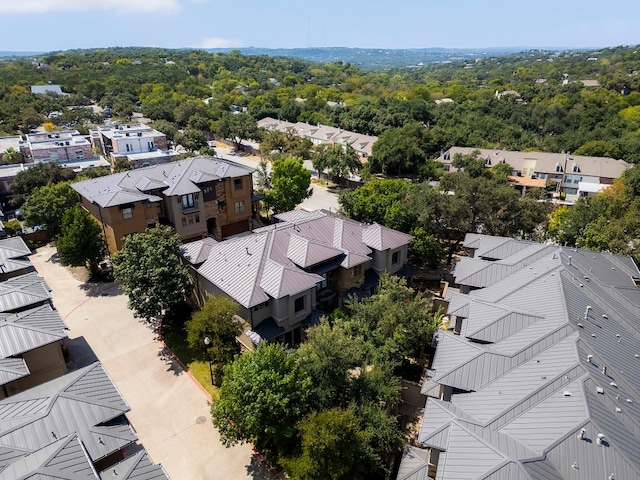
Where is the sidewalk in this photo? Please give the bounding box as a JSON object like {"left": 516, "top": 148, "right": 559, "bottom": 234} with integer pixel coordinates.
{"left": 30, "top": 245, "right": 273, "bottom": 480}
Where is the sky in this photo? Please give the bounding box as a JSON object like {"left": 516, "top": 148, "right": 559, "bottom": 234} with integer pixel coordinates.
{"left": 0, "top": 0, "right": 639, "bottom": 52}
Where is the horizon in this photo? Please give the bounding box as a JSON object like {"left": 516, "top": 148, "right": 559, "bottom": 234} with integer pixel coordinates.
{"left": 0, "top": 0, "right": 638, "bottom": 53}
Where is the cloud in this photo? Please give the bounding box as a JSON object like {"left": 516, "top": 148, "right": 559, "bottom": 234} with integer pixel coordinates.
{"left": 199, "top": 37, "right": 239, "bottom": 49}
{"left": 0, "top": 0, "right": 180, "bottom": 14}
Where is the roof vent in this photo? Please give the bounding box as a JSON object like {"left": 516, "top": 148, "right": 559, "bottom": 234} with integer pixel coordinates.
{"left": 602, "top": 366, "right": 607, "bottom": 375}
{"left": 587, "top": 354, "right": 593, "bottom": 363}
{"left": 568, "top": 255, "right": 572, "bottom": 266}
{"left": 577, "top": 322, "right": 584, "bottom": 328}
{"left": 563, "top": 391, "right": 572, "bottom": 397}
{"left": 577, "top": 428, "right": 586, "bottom": 440}
{"left": 597, "top": 433, "right": 606, "bottom": 445}
{"left": 596, "top": 386, "right": 604, "bottom": 394}
{"left": 572, "top": 462, "right": 578, "bottom": 469}
{"left": 616, "top": 407, "right": 622, "bottom": 413}
{"left": 610, "top": 382, "right": 618, "bottom": 388}
{"left": 627, "top": 398, "right": 633, "bottom": 404}
{"left": 602, "top": 314, "right": 608, "bottom": 319}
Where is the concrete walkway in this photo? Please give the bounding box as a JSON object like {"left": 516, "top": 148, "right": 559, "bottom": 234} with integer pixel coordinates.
{"left": 31, "top": 245, "right": 273, "bottom": 480}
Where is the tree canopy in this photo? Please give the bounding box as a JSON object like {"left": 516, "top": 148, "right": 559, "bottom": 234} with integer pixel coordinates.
{"left": 112, "top": 225, "right": 192, "bottom": 320}
{"left": 56, "top": 204, "right": 106, "bottom": 273}
{"left": 22, "top": 182, "right": 79, "bottom": 238}
{"left": 263, "top": 157, "right": 312, "bottom": 214}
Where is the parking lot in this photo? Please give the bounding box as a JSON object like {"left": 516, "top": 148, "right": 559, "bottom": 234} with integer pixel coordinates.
{"left": 31, "top": 244, "right": 273, "bottom": 480}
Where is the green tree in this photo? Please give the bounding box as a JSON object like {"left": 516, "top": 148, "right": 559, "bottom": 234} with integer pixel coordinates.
{"left": 409, "top": 227, "right": 444, "bottom": 268}
{"left": 2, "top": 147, "right": 22, "bottom": 164}
{"left": 112, "top": 225, "right": 192, "bottom": 320}
{"left": 56, "top": 205, "right": 106, "bottom": 273}
{"left": 151, "top": 120, "right": 179, "bottom": 143}
{"left": 175, "top": 128, "right": 208, "bottom": 153}
{"left": 112, "top": 157, "right": 132, "bottom": 172}
{"left": 212, "top": 343, "right": 312, "bottom": 454}
{"left": 10, "top": 163, "right": 76, "bottom": 206}
{"left": 185, "top": 295, "right": 243, "bottom": 385}
{"left": 216, "top": 112, "right": 260, "bottom": 151}
{"left": 368, "top": 122, "right": 436, "bottom": 177}
{"left": 264, "top": 157, "right": 312, "bottom": 214}
{"left": 22, "top": 182, "right": 79, "bottom": 238}
{"left": 296, "top": 319, "right": 364, "bottom": 409}
{"left": 312, "top": 144, "right": 361, "bottom": 182}
{"left": 282, "top": 408, "right": 368, "bottom": 480}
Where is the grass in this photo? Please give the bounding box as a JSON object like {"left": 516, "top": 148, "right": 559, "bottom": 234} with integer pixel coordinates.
{"left": 160, "top": 316, "right": 221, "bottom": 401}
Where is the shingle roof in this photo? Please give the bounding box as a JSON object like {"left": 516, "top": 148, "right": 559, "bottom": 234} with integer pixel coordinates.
{"left": 412, "top": 234, "right": 640, "bottom": 480}
{"left": 71, "top": 156, "right": 254, "bottom": 208}
{"left": 439, "top": 147, "right": 631, "bottom": 179}
{"left": 186, "top": 210, "right": 411, "bottom": 308}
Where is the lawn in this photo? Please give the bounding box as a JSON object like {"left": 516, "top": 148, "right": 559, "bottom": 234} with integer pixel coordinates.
{"left": 160, "top": 316, "right": 220, "bottom": 401}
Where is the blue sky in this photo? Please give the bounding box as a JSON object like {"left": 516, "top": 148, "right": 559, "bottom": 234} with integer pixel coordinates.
{"left": 1, "top": 0, "right": 639, "bottom": 52}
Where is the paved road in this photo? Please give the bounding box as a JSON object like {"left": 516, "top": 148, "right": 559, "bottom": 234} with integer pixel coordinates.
{"left": 215, "top": 145, "right": 340, "bottom": 213}
{"left": 30, "top": 245, "right": 273, "bottom": 480}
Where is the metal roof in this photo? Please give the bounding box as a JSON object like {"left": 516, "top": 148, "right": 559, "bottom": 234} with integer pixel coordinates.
{"left": 185, "top": 209, "right": 409, "bottom": 309}
{"left": 71, "top": 156, "right": 254, "bottom": 208}
{"left": 0, "top": 363, "right": 132, "bottom": 470}
{"left": 0, "top": 304, "right": 67, "bottom": 362}
{"left": 0, "top": 237, "right": 32, "bottom": 277}
{"left": 102, "top": 450, "right": 169, "bottom": 480}
{"left": 0, "top": 273, "right": 51, "bottom": 313}
{"left": 396, "top": 446, "right": 433, "bottom": 480}
{"left": 411, "top": 235, "right": 640, "bottom": 480}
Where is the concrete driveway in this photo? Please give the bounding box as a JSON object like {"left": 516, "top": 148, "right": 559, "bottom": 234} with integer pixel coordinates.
{"left": 30, "top": 245, "right": 273, "bottom": 480}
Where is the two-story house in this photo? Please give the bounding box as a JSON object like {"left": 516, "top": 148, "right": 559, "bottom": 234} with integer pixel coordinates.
{"left": 90, "top": 123, "right": 177, "bottom": 169}
{"left": 401, "top": 233, "right": 640, "bottom": 480}
{"left": 437, "top": 147, "right": 631, "bottom": 201}
{"left": 24, "top": 130, "right": 94, "bottom": 163}
{"left": 71, "top": 156, "right": 257, "bottom": 254}
{"left": 182, "top": 209, "right": 412, "bottom": 347}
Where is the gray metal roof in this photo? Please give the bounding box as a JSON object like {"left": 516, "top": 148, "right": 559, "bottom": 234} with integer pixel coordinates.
{"left": 0, "top": 237, "right": 32, "bottom": 277}
{"left": 102, "top": 450, "right": 169, "bottom": 480}
{"left": 0, "top": 304, "right": 67, "bottom": 362}
{"left": 396, "top": 446, "right": 433, "bottom": 480}
{"left": 362, "top": 223, "right": 413, "bottom": 251}
{"left": 411, "top": 235, "right": 640, "bottom": 480}
{"left": 0, "top": 363, "right": 132, "bottom": 470}
{"left": 71, "top": 156, "right": 254, "bottom": 208}
{"left": 0, "top": 273, "right": 51, "bottom": 313}
{"left": 185, "top": 209, "right": 410, "bottom": 308}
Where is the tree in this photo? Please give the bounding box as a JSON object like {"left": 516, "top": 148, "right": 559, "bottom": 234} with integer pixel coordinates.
{"left": 260, "top": 129, "right": 312, "bottom": 160}
{"left": 112, "top": 157, "right": 132, "bottom": 172}
{"left": 297, "top": 319, "right": 364, "bottom": 409}
{"left": 56, "top": 205, "right": 106, "bottom": 273}
{"left": 112, "top": 225, "right": 192, "bottom": 320}
{"left": 3, "top": 219, "right": 21, "bottom": 236}
{"left": 216, "top": 112, "right": 260, "bottom": 150}
{"left": 368, "top": 122, "right": 436, "bottom": 177}
{"left": 22, "top": 182, "right": 79, "bottom": 238}
{"left": 151, "top": 120, "right": 179, "bottom": 143}
{"left": 212, "top": 343, "right": 312, "bottom": 454}
{"left": 264, "top": 157, "right": 312, "bottom": 214}
{"left": 281, "top": 408, "right": 369, "bottom": 480}
{"left": 175, "top": 128, "right": 208, "bottom": 153}
{"left": 312, "top": 144, "right": 361, "bottom": 182}
{"left": 185, "top": 295, "right": 243, "bottom": 385}
{"left": 10, "top": 163, "right": 76, "bottom": 206}
{"left": 255, "top": 158, "right": 271, "bottom": 193}
{"left": 2, "top": 147, "right": 22, "bottom": 164}
{"left": 409, "top": 227, "right": 444, "bottom": 268}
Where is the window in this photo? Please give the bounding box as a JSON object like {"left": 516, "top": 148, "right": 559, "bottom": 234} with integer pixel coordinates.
{"left": 234, "top": 178, "right": 243, "bottom": 191}
{"left": 122, "top": 207, "right": 133, "bottom": 220}
{"left": 555, "top": 164, "right": 563, "bottom": 172}
{"left": 181, "top": 217, "right": 187, "bottom": 226}
{"left": 572, "top": 165, "right": 581, "bottom": 173}
{"left": 147, "top": 141, "right": 155, "bottom": 151}
{"left": 125, "top": 143, "right": 133, "bottom": 152}
{"left": 234, "top": 200, "right": 245, "bottom": 213}
{"left": 352, "top": 265, "right": 362, "bottom": 277}
{"left": 188, "top": 216, "right": 194, "bottom": 224}
{"left": 316, "top": 273, "right": 328, "bottom": 290}
{"left": 182, "top": 194, "right": 195, "bottom": 210}
{"left": 142, "top": 162, "right": 150, "bottom": 167}
{"left": 49, "top": 152, "right": 59, "bottom": 161}
{"left": 75, "top": 149, "right": 84, "bottom": 159}
{"left": 294, "top": 296, "right": 305, "bottom": 313}
{"left": 195, "top": 215, "right": 200, "bottom": 223}
{"left": 392, "top": 251, "right": 400, "bottom": 265}
{"left": 253, "top": 300, "right": 270, "bottom": 311}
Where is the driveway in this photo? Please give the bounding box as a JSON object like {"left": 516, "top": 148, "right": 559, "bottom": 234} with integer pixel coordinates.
{"left": 30, "top": 245, "right": 273, "bottom": 480}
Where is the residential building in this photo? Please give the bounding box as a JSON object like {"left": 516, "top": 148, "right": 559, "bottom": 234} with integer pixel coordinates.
{"left": 403, "top": 233, "right": 640, "bottom": 480}
{"left": 90, "top": 123, "right": 177, "bottom": 169}
{"left": 24, "top": 130, "right": 94, "bottom": 163}
{"left": 257, "top": 117, "right": 377, "bottom": 161}
{"left": 0, "top": 272, "right": 52, "bottom": 313}
{"left": 437, "top": 146, "right": 631, "bottom": 200}
{"left": 0, "top": 362, "right": 169, "bottom": 478}
{"left": 71, "top": 156, "right": 257, "bottom": 254}
{"left": 30, "top": 84, "right": 69, "bottom": 96}
{"left": 0, "top": 236, "right": 35, "bottom": 281}
{"left": 182, "top": 209, "right": 412, "bottom": 346}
